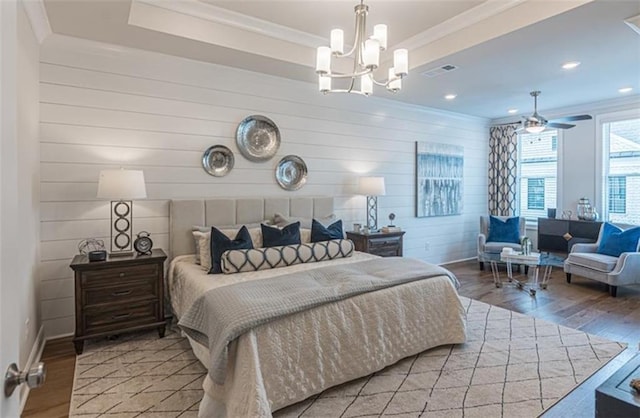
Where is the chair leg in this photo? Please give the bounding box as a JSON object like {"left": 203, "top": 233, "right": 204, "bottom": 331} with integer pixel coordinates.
{"left": 479, "top": 261, "right": 484, "bottom": 271}
{"left": 566, "top": 273, "right": 571, "bottom": 284}
{"left": 609, "top": 285, "right": 618, "bottom": 297}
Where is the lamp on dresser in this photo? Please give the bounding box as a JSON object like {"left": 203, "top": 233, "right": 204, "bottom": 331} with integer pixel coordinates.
{"left": 97, "top": 169, "right": 147, "bottom": 256}
{"left": 358, "top": 176, "right": 386, "bottom": 231}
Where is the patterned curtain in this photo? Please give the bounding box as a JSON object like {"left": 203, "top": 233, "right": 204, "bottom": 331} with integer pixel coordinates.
{"left": 488, "top": 124, "right": 519, "bottom": 216}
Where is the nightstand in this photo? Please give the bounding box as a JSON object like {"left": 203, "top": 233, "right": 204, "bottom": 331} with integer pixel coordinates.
{"left": 70, "top": 249, "right": 168, "bottom": 354}
{"left": 346, "top": 230, "right": 405, "bottom": 257}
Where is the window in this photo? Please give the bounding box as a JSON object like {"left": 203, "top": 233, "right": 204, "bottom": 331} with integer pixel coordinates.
{"left": 608, "top": 176, "right": 626, "bottom": 214}
{"left": 527, "top": 178, "right": 545, "bottom": 209}
{"left": 518, "top": 130, "right": 558, "bottom": 220}
{"left": 603, "top": 117, "right": 640, "bottom": 223}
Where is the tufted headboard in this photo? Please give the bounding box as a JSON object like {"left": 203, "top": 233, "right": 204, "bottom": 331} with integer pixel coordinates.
{"left": 169, "top": 197, "right": 334, "bottom": 259}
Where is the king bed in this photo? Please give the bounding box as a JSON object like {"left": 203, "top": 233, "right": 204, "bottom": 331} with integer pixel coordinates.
{"left": 167, "top": 197, "right": 466, "bottom": 417}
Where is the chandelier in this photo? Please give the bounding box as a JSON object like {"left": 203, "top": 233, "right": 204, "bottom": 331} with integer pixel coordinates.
{"left": 315, "top": 0, "right": 408, "bottom": 96}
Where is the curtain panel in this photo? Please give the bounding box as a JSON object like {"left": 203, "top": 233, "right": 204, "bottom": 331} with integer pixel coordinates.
{"left": 488, "top": 125, "right": 519, "bottom": 216}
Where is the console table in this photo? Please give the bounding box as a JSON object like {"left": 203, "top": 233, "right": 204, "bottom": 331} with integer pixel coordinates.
{"left": 537, "top": 218, "right": 602, "bottom": 254}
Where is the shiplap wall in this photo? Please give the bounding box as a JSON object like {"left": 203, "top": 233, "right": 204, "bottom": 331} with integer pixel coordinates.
{"left": 39, "top": 35, "right": 489, "bottom": 337}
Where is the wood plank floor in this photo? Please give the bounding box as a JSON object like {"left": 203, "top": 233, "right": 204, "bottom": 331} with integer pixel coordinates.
{"left": 22, "top": 260, "right": 640, "bottom": 417}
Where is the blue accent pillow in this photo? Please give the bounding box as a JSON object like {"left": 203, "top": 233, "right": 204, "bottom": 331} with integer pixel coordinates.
{"left": 209, "top": 226, "right": 253, "bottom": 274}
{"left": 311, "top": 219, "right": 344, "bottom": 242}
{"left": 486, "top": 216, "right": 521, "bottom": 244}
{"left": 597, "top": 223, "right": 640, "bottom": 257}
{"left": 261, "top": 222, "right": 301, "bottom": 247}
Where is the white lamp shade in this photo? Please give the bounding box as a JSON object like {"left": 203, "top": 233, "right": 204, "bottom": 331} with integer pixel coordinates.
{"left": 357, "top": 176, "right": 386, "bottom": 196}
{"left": 97, "top": 169, "right": 147, "bottom": 199}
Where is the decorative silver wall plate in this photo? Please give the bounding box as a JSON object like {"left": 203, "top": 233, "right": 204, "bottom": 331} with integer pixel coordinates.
{"left": 202, "top": 145, "right": 234, "bottom": 177}
{"left": 275, "top": 155, "right": 307, "bottom": 191}
{"left": 236, "top": 115, "right": 281, "bottom": 162}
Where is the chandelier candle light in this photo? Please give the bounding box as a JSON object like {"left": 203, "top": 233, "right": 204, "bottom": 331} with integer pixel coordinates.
{"left": 316, "top": 0, "right": 408, "bottom": 96}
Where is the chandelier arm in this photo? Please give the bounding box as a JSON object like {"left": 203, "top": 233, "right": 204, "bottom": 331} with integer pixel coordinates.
{"left": 370, "top": 74, "right": 403, "bottom": 86}
{"left": 323, "top": 88, "right": 369, "bottom": 96}
{"left": 325, "top": 68, "right": 373, "bottom": 79}
{"left": 337, "top": 7, "right": 363, "bottom": 58}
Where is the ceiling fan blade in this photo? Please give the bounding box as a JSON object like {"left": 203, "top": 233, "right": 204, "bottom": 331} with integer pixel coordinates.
{"left": 551, "top": 114, "right": 593, "bottom": 123}
{"left": 547, "top": 122, "right": 575, "bottom": 129}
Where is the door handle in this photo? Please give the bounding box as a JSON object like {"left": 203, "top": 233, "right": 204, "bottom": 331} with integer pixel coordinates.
{"left": 4, "top": 362, "right": 46, "bottom": 397}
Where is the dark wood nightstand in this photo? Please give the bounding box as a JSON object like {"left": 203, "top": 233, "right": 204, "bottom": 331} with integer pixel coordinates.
{"left": 346, "top": 230, "right": 405, "bottom": 257}
{"left": 70, "top": 249, "right": 168, "bottom": 354}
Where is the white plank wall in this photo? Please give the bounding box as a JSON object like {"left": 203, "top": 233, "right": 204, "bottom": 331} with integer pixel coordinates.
{"left": 39, "top": 35, "right": 490, "bottom": 337}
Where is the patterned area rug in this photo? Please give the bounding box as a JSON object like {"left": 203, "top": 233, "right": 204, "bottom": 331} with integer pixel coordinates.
{"left": 70, "top": 297, "right": 625, "bottom": 417}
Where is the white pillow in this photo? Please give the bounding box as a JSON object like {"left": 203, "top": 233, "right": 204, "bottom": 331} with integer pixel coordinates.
{"left": 273, "top": 213, "right": 336, "bottom": 229}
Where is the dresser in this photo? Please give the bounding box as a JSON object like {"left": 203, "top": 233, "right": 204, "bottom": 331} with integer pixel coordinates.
{"left": 346, "top": 230, "right": 405, "bottom": 257}
{"left": 70, "top": 249, "right": 167, "bottom": 354}
{"left": 537, "top": 218, "right": 602, "bottom": 254}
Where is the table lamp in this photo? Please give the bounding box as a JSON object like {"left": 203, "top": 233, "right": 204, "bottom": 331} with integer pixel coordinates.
{"left": 97, "top": 169, "right": 147, "bottom": 256}
{"left": 357, "top": 176, "right": 386, "bottom": 231}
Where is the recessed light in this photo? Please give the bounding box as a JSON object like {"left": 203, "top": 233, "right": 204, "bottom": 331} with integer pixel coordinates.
{"left": 562, "top": 61, "right": 581, "bottom": 70}
{"left": 619, "top": 87, "right": 633, "bottom": 93}
{"left": 444, "top": 94, "right": 457, "bottom": 100}
{"left": 508, "top": 109, "right": 518, "bottom": 114}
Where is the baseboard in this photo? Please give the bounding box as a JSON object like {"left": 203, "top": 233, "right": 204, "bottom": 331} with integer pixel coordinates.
{"left": 19, "top": 324, "right": 46, "bottom": 414}
{"left": 440, "top": 256, "right": 477, "bottom": 266}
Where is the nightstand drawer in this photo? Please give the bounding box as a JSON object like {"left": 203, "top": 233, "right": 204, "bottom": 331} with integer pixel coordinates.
{"left": 83, "top": 278, "right": 157, "bottom": 307}
{"left": 81, "top": 263, "right": 159, "bottom": 287}
{"left": 84, "top": 301, "right": 158, "bottom": 334}
{"left": 369, "top": 236, "right": 401, "bottom": 248}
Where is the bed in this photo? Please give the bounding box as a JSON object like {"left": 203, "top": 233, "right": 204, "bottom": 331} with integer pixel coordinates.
{"left": 167, "top": 197, "right": 466, "bottom": 417}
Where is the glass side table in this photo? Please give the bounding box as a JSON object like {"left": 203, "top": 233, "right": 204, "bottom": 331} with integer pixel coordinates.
{"left": 479, "top": 251, "right": 565, "bottom": 296}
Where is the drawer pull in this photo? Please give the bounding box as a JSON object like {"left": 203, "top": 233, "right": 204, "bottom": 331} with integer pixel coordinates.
{"left": 112, "top": 313, "right": 132, "bottom": 320}
{"left": 112, "top": 290, "right": 132, "bottom": 296}
{"left": 119, "top": 273, "right": 125, "bottom": 278}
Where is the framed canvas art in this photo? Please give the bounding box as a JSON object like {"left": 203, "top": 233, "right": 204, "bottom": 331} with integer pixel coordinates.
{"left": 416, "top": 141, "right": 464, "bottom": 217}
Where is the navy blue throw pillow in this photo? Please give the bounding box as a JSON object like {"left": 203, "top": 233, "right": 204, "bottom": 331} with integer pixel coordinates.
{"left": 597, "top": 223, "right": 640, "bottom": 257}
{"left": 486, "top": 216, "right": 520, "bottom": 244}
{"left": 209, "top": 226, "right": 253, "bottom": 274}
{"left": 311, "top": 219, "right": 344, "bottom": 242}
{"left": 261, "top": 222, "right": 301, "bottom": 248}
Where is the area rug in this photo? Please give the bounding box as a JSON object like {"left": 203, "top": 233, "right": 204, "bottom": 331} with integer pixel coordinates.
{"left": 69, "top": 297, "right": 625, "bottom": 417}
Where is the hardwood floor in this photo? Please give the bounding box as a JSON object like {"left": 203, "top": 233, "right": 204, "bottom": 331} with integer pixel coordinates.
{"left": 22, "top": 337, "right": 75, "bottom": 418}
{"left": 22, "top": 260, "right": 640, "bottom": 417}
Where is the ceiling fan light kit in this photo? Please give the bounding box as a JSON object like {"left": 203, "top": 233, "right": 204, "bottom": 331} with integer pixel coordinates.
{"left": 516, "top": 91, "right": 592, "bottom": 134}
{"left": 315, "top": 0, "right": 408, "bottom": 96}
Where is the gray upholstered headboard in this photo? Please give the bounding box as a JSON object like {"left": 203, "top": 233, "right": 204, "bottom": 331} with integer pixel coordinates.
{"left": 169, "top": 197, "right": 334, "bottom": 259}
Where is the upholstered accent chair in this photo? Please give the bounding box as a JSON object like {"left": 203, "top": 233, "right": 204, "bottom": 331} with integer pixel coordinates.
{"left": 477, "top": 215, "right": 526, "bottom": 270}
{"left": 564, "top": 223, "right": 640, "bottom": 297}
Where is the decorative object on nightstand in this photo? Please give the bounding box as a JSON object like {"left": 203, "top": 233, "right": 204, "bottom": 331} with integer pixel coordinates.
{"left": 69, "top": 249, "right": 168, "bottom": 354}
{"left": 97, "top": 169, "right": 147, "bottom": 256}
{"left": 78, "top": 238, "right": 107, "bottom": 262}
{"left": 346, "top": 230, "right": 404, "bottom": 257}
{"left": 133, "top": 231, "right": 153, "bottom": 255}
{"left": 357, "top": 176, "right": 385, "bottom": 231}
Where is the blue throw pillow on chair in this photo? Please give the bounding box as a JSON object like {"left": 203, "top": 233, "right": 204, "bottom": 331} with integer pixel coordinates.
{"left": 597, "top": 223, "right": 640, "bottom": 257}
{"left": 487, "top": 216, "right": 521, "bottom": 244}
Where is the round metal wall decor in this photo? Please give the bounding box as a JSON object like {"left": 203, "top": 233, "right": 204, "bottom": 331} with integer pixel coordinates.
{"left": 202, "top": 145, "right": 234, "bottom": 177}
{"left": 236, "top": 115, "right": 281, "bottom": 162}
{"left": 275, "top": 155, "right": 307, "bottom": 191}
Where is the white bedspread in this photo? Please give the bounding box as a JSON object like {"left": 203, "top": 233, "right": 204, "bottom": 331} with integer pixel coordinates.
{"left": 168, "top": 254, "right": 466, "bottom": 418}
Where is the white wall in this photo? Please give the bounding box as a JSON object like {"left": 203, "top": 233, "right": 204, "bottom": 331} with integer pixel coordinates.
{"left": 39, "top": 35, "right": 489, "bottom": 338}
{"left": 17, "top": 0, "right": 42, "bottom": 398}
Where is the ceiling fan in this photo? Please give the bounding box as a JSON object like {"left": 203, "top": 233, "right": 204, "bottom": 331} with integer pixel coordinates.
{"left": 516, "top": 91, "right": 592, "bottom": 133}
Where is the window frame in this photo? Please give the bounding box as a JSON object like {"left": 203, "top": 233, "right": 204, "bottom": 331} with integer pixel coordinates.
{"left": 596, "top": 109, "right": 640, "bottom": 222}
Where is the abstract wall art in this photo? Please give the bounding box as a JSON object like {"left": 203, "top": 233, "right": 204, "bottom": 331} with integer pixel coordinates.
{"left": 416, "top": 141, "right": 464, "bottom": 217}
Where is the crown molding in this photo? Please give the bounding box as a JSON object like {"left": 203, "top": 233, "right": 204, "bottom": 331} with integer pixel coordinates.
{"left": 134, "top": 0, "right": 325, "bottom": 49}
{"left": 21, "top": 0, "right": 51, "bottom": 44}
{"left": 397, "top": 0, "right": 526, "bottom": 51}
